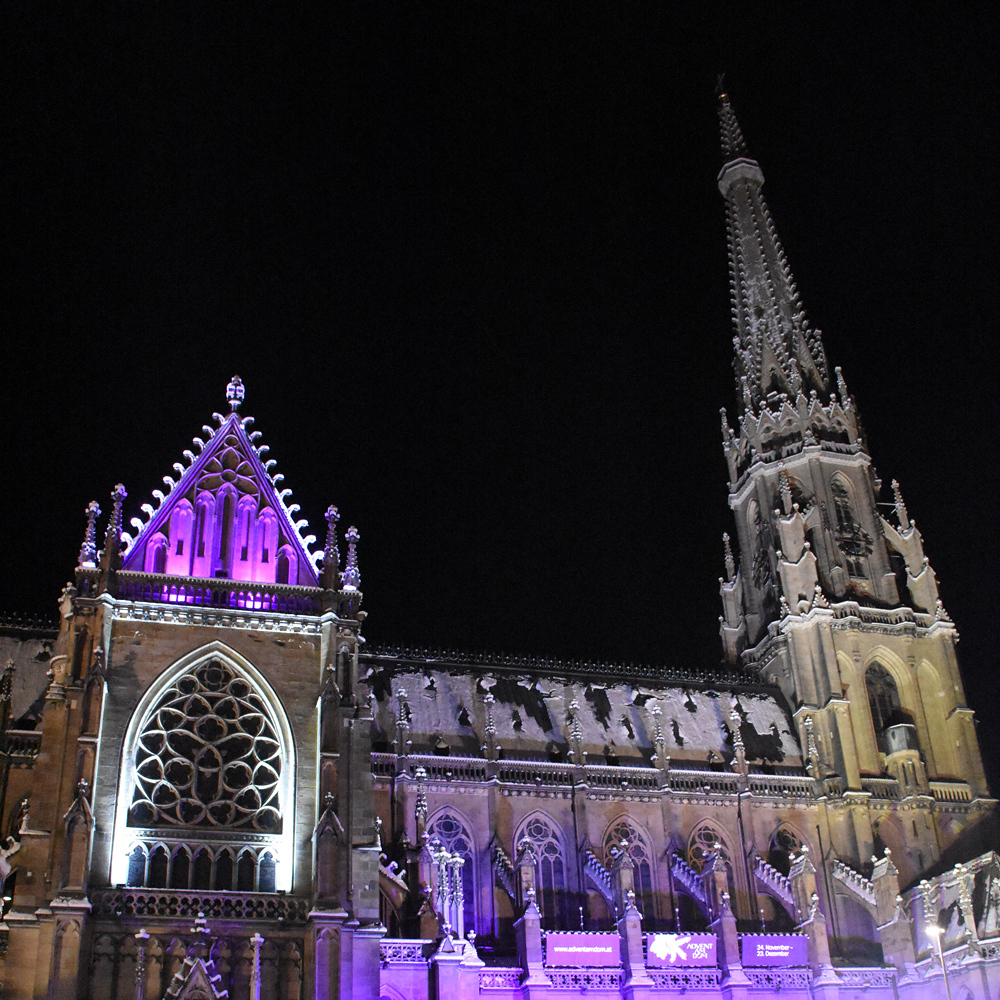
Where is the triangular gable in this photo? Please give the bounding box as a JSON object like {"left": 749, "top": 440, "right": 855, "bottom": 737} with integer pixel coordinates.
{"left": 121, "top": 404, "right": 320, "bottom": 588}
{"left": 165, "top": 957, "right": 229, "bottom": 999}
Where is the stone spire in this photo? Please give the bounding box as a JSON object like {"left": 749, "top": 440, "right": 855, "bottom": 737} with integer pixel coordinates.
{"left": 717, "top": 93, "right": 831, "bottom": 415}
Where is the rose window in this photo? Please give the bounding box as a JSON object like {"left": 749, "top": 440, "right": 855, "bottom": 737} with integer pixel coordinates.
{"left": 128, "top": 660, "right": 282, "bottom": 831}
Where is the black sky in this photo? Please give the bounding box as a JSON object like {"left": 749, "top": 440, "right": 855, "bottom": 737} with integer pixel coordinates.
{"left": 3, "top": 5, "right": 997, "bottom": 781}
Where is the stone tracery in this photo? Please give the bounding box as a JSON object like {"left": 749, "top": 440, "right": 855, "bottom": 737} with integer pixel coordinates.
{"left": 128, "top": 659, "right": 282, "bottom": 832}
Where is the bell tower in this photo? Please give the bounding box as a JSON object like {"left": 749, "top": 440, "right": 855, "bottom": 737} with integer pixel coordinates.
{"left": 715, "top": 94, "right": 991, "bottom": 884}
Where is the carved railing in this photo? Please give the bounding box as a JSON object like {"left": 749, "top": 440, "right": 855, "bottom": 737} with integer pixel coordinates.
{"left": 582, "top": 849, "right": 614, "bottom": 904}
{"left": 837, "top": 967, "right": 897, "bottom": 988}
{"left": 822, "top": 775, "right": 845, "bottom": 797}
{"left": 832, "top": 860, "right": 876, "bottom": 906}
{"left": 0, "top": 729, "right": 42, "bottom": 763}
{"left": 91, "top": 888, "right": 309, "bottom": 922}
{"left": 371, "top": 752, "right": 396, "bottom": 778}
{"left": 479, "top": 968, "right": 523, "bottom": 989}
{"left": 546, "top": 968, "right": 622, "bottom": 990}
{"left": 746, "top": 772, "right": 815, "bottom": 798}
{"left": 753, "top": 856, "right": 794, "bottom": 910}
{"left": 77, "top": 568, "right": 322, "bottom": 615}
{"left": 397, "top": 756, "right": 490, "bottom": 782}
{"left": 363, "top": 645, "right": 754, "bottom": 686}
{"left": 649, "top": 968, "right": 721, "bottom": 989}
{"left": 670, "top": 854, "right": 707, "bottom": 907}
{"left": 583, "top": 765, "right": 660, "bottom": 791}
{"left": 668, "top": 770, "right": 740, "bottom": 795}
{"left": 861, "top": 777, "right": 901, "bottom": 800}
{"left": 379, "top": 938, "right": 432, "bottom": 964}
{"left": 930, "top": 780, "right": 973, "bottom": 802}
{"left": 498, "top": 761, "right": 575, "bottom": 786}
{"left": 745, "top": 968, "right": 812, "bottom": 989}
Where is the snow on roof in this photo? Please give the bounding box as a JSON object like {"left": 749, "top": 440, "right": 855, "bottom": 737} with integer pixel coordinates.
{"left": 368, "top": 661, "right": 800, "bottom": 766}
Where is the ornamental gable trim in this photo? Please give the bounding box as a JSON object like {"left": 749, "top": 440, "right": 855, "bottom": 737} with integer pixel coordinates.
{"left": 120, "top": 398, "right": 319, "bottom": 587}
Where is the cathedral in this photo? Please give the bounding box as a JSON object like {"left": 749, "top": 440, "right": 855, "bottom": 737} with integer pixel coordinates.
{"left": 1, "top": 96, "right": 998, "bottom": 999}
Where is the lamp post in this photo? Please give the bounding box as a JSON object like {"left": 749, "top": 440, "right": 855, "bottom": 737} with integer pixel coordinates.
{"left": 928, "top": 924, "right": 954, "bottom": 1000}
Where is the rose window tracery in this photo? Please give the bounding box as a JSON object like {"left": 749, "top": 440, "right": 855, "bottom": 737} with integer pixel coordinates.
{"left": 129, "top": 660, "right": 282, "bottom": 831}
{"left": 196, "top": 436, "right": 260, "bottom": 497}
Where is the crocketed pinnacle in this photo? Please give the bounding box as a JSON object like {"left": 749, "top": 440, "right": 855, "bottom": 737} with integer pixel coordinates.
{"left": 717, "top": 95, "right": 831, "bottom": 415}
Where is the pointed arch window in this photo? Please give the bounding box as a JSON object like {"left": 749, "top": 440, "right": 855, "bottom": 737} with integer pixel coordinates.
{"left": 426, "top": 811, "right": 477, "bottom": 935}
{"left": 128, "top": 658, "right": 282, "bottom": 832}
{"left": 865, "top": 663, "right": 903, "bottom": 734}
{"left": 516, "top": 815, "right": 567, "bottom": 929}
{"left": 767, "top": 826, "right": 805, "bottom": 877}
{"left": 144, "top": 533, "right": 168, "bottom": 575}
{"left": 255, "top": 508, "right": 278, "bottom": 577}
{"left": 831, "top": 478, "right": 872, "bottom": 578}
{"left": 216, "top": 487, "right": 238, "bottom": 576}
{"left": 604, "top": 818, "right": 656, "bottom": 928}
{"left": 687, "top": 824, "right": 733, "bottom": 878}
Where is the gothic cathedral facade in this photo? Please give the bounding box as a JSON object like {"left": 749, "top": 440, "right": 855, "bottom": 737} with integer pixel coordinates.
{"left": 1, "top": 97, "right": 997, "bottom": 999}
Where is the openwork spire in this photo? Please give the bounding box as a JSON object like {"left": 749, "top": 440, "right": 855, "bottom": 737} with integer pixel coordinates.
{"left": 718, "top": 95, "right": 831, "bottom": 415}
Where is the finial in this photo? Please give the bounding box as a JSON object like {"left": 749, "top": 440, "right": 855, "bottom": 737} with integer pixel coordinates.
{"left": 341, "top": 526, "right": 361, "bottom": 590}
{"left": 835, "top": 366, "right": 849, "bottom": 402}
{"left": 323, "top": 506, "right": 341, "bottom": 588}
{"left": 105, "top": 484, "right": 127, "bottom": 548}
{"left": 226, "top": 375, "right": 245, "bottom": 413}
{"left": 79, "top": 500, "right": 102, "bottom": 566}
{"left": 722, "top": 533, "right": 736, "bottom": 583}
{"left": 778, "top": 466, "right": 793, "bottom": 515}
{"left": 891, "top": 480, "right": 910, "bottom": 530}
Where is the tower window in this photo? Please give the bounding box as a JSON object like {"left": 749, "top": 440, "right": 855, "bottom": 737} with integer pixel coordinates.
{"left": 865, "top": 663, "right": 902, "bottom": 734}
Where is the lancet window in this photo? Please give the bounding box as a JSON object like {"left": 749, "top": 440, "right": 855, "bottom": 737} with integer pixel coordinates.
{"left": 604, "top": 818, "right": 656, "bottom": 927}
{"left": 516, "top": 814, "right": 566, "bottom": 929}
{"left": 865, "top": 663, "right": 902, "bottom": 734}
{"left": 831, "top": 478, "right": 872, "bottom": 578}
{"left": 767, "top": 826, "right": 804, "bottom": 877}
{"left": 426, "top": 811, "right": 476, "bottom": 934}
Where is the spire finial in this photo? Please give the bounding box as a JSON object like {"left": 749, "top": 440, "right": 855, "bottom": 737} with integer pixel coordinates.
{"left": 226, "top": 375, "right": 245, "bottom": 413}
{"left": 79, "top": 499, "right": 102, "bottom": 567}
{"left": 341, "top": 526, "right": 361, "bottom": 590}
{"left": 891, "top": 480, "right": 910, "bottom": 530}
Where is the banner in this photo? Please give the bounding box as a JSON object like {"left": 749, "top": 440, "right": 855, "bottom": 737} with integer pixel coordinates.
{"left": 646, "top": 933, "right": 717, "bottom": 967}
{"left": 545, "top": 932, "right": 621, "bottom": 967}
{"left": 740, "top": 934, "right": 809, "bottom": 967}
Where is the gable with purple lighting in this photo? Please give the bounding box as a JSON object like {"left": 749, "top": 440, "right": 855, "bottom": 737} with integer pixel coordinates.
{"left": 120, "top": 376, "right": 320, "bottom": 590}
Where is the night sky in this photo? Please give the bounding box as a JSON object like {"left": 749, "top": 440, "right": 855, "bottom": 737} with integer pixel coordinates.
{"left": 4, "top": 8, "right": 997, "bottom": 783}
